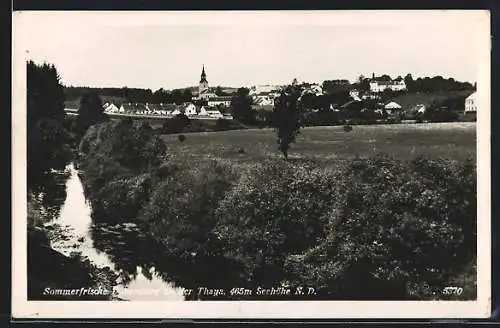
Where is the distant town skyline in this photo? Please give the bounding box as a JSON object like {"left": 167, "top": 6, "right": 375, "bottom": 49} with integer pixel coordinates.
{"left": 15, "top": 10, "right": 488, "bottom": 90}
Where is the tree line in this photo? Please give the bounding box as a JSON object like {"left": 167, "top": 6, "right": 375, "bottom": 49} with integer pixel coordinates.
{"left": 65, "top": 86, "right": 234, "bottom": 105}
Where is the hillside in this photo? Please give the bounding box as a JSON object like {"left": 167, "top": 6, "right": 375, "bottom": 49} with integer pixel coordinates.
{"left": 392, "top": 90, "right": 473, "bottom": 109}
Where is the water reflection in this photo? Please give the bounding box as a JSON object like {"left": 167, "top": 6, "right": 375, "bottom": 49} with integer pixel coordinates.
{"left": 50, "top": 164, "right": 185, "bottom": 301}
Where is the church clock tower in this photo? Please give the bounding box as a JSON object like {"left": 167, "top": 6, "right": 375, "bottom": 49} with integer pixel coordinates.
{"left": 199, "top": 65, "right": 209, "bottom": 94}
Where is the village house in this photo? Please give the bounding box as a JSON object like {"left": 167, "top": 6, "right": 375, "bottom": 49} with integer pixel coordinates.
{"left": 307, "top": 84, "right": 324, "bottom": 96}
{"left": 415, "top": 104, "right": 426, "bottom": 114}
{"left": 250, "top": 85, "right": 280, "bottom": 95}
{"left": 349, "top": 89, "right": 362, "bottom": 101}
{"left": 182, "top": 102, "right": 198, "bottom": 116}
{"left": 207, "top": 96, "right": 232, "bottom": 107}
{"left": 103, "top": 102, "right": 120, "bottom": 113}
{"left": 384, "top": 101, "right": 402, "bottom": 115}
{"left": 464, "top": 91, "right": 477, "bottom": 113}
{"left": 198, "top": 89, "right": 218, "bottom": 101}
{"left": 120, "top": 103, "right": 147, "bottom": 114}
{"left": 205, "top": 109, "right": 223, "bottom": 119}
{"left": 252, "top": 93, "right": 275, "bottom": 106}
{"left": 198, "top": 106, "right": 209, "bottom": 116}
{"left": 369, "top": 75, "right": 407, "bottom": 93}
{"left": 64, "top": 101, "right": 80, "bottom": 114}
{"left": 171, "top": 108, "right": 182, "bottom": 116}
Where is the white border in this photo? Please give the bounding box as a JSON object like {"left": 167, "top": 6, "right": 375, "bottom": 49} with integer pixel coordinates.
{"left": 12, "top": 10, "right": 491, "bottom": 319}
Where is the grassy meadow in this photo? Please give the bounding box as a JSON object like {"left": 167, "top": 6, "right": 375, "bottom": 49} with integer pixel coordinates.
{"left": 160, "top": 122, "right": 476, "bottom": 167}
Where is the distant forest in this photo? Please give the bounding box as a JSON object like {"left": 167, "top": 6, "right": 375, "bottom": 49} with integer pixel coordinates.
{"left": 64, "top": 86, "right": 192, "bottom": 105}
{"left": 64, "top": 85, "right": 237, "bottom": 105}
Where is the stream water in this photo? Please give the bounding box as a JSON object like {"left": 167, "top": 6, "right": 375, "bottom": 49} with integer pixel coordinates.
{"left": 47, "top": 164, "right": 185, "bottom": 301}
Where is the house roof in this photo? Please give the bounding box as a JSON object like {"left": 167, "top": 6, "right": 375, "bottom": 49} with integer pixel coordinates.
{"left": 146, "top": 103, "right": 161, "bottom": 111}
{"left": 466, "top": 92, "right": 476, "bottom": 100}
{"left": 341, "top": 100, "right": 362, "bottom": 109}
{"left": 121, "top": 103, "right": 147, "bottom": 111}
{"left": 208, "top": 96, "right": 232, "bottom": 101}
{"left": 384, "top": 101, "right": 402, "bottom": 109}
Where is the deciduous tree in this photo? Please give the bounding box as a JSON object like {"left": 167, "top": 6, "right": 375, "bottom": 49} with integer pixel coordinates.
{"left": 273, "top": 84, "right": 302, "bottom": 159}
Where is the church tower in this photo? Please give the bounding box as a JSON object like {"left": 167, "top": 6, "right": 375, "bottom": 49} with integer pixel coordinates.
{"left": 199, "top": 65, "right": 209, "bottom": 94}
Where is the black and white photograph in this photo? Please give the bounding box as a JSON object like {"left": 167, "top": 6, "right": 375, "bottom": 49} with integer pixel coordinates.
{"left": 12, "top": 10, "right": 491, "bottom": 319}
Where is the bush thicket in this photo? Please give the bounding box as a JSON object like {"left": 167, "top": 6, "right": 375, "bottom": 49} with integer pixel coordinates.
{"left": 78, "top": 120, "right": 476, "bottom": 300}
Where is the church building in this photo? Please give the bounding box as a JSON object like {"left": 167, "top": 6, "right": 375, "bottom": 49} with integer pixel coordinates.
{"left": 199, "top": 65, "right": 209, "bottom": 94}
{"left": 196, "top": 65, "right": 232, "bottom": 107}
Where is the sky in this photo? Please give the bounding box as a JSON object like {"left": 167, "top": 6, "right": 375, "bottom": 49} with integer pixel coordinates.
{"left": 14, "top": 10, "right": 489, "bottom": 90}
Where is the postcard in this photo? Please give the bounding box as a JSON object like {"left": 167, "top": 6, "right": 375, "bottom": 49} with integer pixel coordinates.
{"left": 12, "top": 10, "right": 491, "bottom": 319}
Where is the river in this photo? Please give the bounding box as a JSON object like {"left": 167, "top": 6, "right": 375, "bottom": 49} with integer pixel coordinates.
{"left": 47, "top": 164, "right": 185, "bottom": 301}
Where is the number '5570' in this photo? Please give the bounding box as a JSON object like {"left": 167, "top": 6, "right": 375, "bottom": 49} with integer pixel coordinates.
{"left": 442, "top": 287, "right": 463, "bottom": 295}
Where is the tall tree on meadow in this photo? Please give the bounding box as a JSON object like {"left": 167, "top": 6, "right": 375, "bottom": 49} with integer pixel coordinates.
{"left": 273, "top": 84, "right": 303, "bottom": 160}
{"left": 74, "top": 91, "right": 109, "bottom": 140}
{"left": 230, "top": 87, "right": 255, "bottom": 125}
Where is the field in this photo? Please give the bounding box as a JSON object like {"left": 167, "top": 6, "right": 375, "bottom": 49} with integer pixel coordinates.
{"left": 160, "top": 122, "right": 476, "bottom": 166}
{"left": 108, "top": 114, "right": 222, "bottom": 130}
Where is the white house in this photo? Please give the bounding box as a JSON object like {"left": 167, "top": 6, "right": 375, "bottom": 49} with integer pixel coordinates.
{"left": 349, "top": 89, "right": 360, "bottom": 98}
{"left": 415, "top": 104, "right": 426, "bottom": 114}
{"left": 349, "top": 89, "right": 361, "bottom": 101}
{"left": 206, "top": 110, "right": 223, "bottom": 119}
{"left": 183, "top": 102, "right": 198, "bottom": 116}
{"left": 253, "top": 94, "right": 274, "bottom": 106}
{"left": 384, "top": 101, "right": 402, "bottom": 110}
{"left": 308, "top": 84, "right": 323, "bottom": 96}
{"left": 250, "top": 85, "right": 279, "bottom": 95}
{"left": 199, "top": 106, "right": 209, "bottom": 116}
{"left": 207, "top": 96, "right": 232, "bottom": 107}
{"left": 104, "top": 103, "right": 120, "bottom": 113}
{"left": 464, "top": 92, "right": 477, "bottom": 113}
{"left": 64, "top": 101, "right": 79, "bottom": 114}
{"left": 198, "top": 89, "right": 218, "bottom": 101}
{"left": 370, "top": 80, "right": 407, "bottom": 93}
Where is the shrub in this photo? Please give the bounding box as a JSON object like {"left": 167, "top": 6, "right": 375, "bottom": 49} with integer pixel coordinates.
{"left": 90, "top": 173, "right": 152, "bottom": 224}
{"left": 139, "top": 161, "right": 239, "bottom": 259}
{"left": 343, "top": 124, "right": 353, "bottom": 132}
{"left": 178, "top": 134, "right": 186, "bottom": 142}
{"left": 213, "top": 160, "right": 340, "bottom": 285}
{"left": 284, "top": 155, "right": 476, "bottom": 300}
{"left": 237, "top": 148, "right": 245, "bottom": 154}
{"left": 80, "top": 120, "right": 167, "bottom": 175}
{"left": 78, "top": 120, "right": 167, "bottom": 224}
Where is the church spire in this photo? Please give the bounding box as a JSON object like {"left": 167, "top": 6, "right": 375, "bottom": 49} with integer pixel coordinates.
{"left": 200, "top": 65, "right": 207, "bottom": 83}
{"left": 199, "top": 64, "right": 209, "bottom": 95}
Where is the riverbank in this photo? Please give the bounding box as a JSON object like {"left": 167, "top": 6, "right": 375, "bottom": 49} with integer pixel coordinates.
{"left": 27, "top": 166, "right": 120, "bottom": 301}
{"left": 28, "top": 224, "right": 118, "bottom": 300}
{"left": 33, "top": 164, "right": 185, "bottom": 301}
